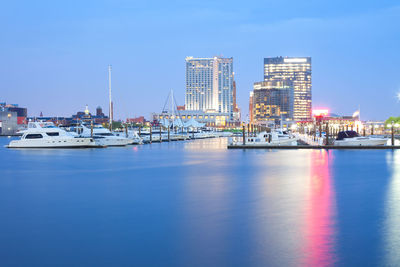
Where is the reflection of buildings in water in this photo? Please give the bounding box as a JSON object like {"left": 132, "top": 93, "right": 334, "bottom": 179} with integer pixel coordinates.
{"left": 183, "top": 137, "right": 228, "bottom": 151}
{"left": 178, "top": 140, "right": 234, "bottom": 266}
{"left": 250, "top": 151, "right": 312, "bottom": 265}
{"left": 303, "top": 150, "right": 337, "bottom": 266}
{"left": 383, "top": 151, "right": 400, "bottom": 266}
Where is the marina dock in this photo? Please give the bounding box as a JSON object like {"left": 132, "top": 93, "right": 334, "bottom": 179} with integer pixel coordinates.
{"left": 228, "top": 144, "right": 400, "bottom": 149}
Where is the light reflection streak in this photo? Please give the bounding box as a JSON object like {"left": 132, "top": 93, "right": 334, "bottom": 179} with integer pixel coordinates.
{"left": 303, "top": 150, "right": 337, "bottom": 267}
{"left": 383, "top": 150, "right": 400, "bottom": 265}
{"left": 251, "top": 150, "right": 311, "bottom": 266}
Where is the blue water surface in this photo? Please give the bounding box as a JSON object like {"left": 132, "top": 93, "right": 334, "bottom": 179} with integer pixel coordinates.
{"left": 0, "top": 137, "right": 399, "bottom": 266}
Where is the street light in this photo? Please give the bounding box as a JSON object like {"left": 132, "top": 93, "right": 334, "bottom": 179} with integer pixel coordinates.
{"left": 389, "top": 121, "right": 400, "bottom": 146}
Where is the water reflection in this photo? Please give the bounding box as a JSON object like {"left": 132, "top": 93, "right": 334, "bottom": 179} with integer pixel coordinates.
{"left": 251, "top": 151, "right": 310, "bottom": 266}
{"left": 179, "top": 141, "right": 233, "bottom": 266}
{"left": 383, "top": 150, "right": 400, "bottom": 265}
{"left": 303, "top": 150, "right": 337, "bottom": 266}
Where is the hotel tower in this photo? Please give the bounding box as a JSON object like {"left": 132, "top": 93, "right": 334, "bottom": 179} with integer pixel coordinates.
{"left": 263, "top": 57, "right": 312, "bottom": 121}
{"left": 185, "top": 56, "right": 234, "bottom": 119}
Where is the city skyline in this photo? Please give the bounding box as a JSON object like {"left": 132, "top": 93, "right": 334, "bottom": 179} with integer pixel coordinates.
{"left": 1, "top": 1, "right": 400, "bottom": 120}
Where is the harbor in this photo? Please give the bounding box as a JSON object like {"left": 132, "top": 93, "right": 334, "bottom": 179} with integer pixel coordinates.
{"left": 3, "top": 0, "right": 400, "bottom": 265}
{"left": 2, "top": 135, "right": 400, "bottom": 266}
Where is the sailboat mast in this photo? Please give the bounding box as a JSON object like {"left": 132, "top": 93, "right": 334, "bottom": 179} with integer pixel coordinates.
{"left": 108, "top": 65, "right": 112, "bottom": 131}
{"left": 171, "top": 89, "right": 174, "bottom": 119}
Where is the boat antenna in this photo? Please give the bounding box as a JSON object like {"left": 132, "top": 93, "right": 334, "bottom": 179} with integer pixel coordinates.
{"left": 108, "top": 65, "right": 113, "bottom": 131}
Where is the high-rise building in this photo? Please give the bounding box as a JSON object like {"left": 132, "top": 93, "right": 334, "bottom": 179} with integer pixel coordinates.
{"left": 264, "top": 57, "right": 311, "bottom": 121}
{"left": 232, "top": 73, "right": 241, "bottom": 121}
{"left": 185, "top": 56, "right": 234, "bottom": 119}
{"left": 251, "top": 81, "right": 294, "bottom": 122}
{"left": 232, "top": 73, "right": 239, "bottom": 113}
{"left": 249, "top": 91, "right": 254, "bottom": 123}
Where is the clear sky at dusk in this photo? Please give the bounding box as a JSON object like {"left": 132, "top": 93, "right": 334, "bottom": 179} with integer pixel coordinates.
{"left": 1, "top": 0, "right": 399, "bottom": 120}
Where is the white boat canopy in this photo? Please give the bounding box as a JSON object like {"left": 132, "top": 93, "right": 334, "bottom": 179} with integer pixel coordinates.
{"left": 173, "top": 118, "right": 184, "bottom": 127}
{"left": 159, "top": 118, "right": 170, "bottom": 127}
{"left": 184, "top": 118, "right": 205, "bottom": 128}
{"left": 159, "top": 118, "right": 184, "bottom": 128}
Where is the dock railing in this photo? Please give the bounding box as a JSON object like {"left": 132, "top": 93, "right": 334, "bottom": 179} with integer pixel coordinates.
{"left": 295, "top": 133, "right": 324, "bottom": 146}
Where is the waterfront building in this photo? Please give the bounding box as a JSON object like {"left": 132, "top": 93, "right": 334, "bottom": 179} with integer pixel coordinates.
{"left": 153, "top": 110, "right": 238, "bottom": 128}
{"left": 0, "top": 111, "right": 18, "bottom": 135}
{"left": 28, "top": 105, "right": 109, "bottom": 126}
{"left": 251, "top": 81, "right": 294, "bottom": 123}
{"left": 0, "top": 102, "right": 27, "bottom": 135}
{"left": 126, "top": 116, "right": 146, "bottom": 124}
{"left": 185, "top": 56, "right": 237, "bottom": 120}
{"left": 96, "top": 106, "right": 104, "bottom": 117}
{"left": 264, "top": 57, "right": 311, "bottom": 121}
{"left": 0, "top": 103, "right": 27, "bottom": 125}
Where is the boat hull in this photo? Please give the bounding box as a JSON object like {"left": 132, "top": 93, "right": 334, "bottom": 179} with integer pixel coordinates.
{"left": 94, "top": 137, "right": 131, "bottom": 147}
{"left": 7, "top": 137, "right": 97, "bottom": 148}
{"left": 231, "top": 137, "right": 298, "bottom": 146}
{"left": 334, "top": 138, "right": 388, "bottom": 146}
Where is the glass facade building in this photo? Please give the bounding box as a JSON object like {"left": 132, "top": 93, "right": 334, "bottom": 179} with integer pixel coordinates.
{"left": 264, "top": 57, "right": 311, "bottom": 121}
{"left": 185, "top": 57, "right": 234, "bottom": 119}
{"left": 252, "top": 81, "right": 294, "bottom": 122}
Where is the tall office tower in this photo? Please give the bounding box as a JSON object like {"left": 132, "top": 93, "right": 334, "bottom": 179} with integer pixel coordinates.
{"left": 232, "top": 73, "right": 239, "bottom": 113}
{"left": 249, "top": 91, "right": 254, "bottom": 123}
{"left": 185, "top": 57, "right": 234, "bottom": 118}
{"left": 264, "top": 57, "right": 311, "bottom": 121}
{"left": 252, "top": 81, "right": 294, "bottom": 122}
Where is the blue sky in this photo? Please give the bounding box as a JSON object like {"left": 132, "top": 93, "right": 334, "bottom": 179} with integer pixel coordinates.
{"left": 1, "top": 0, "right": 399, "bottom": 120}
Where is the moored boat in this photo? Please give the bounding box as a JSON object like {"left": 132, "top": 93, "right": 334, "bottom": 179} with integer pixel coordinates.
{"left": 229, "top": 131, "right": 298, "bottom": 146}
{"left": 7, "top": 122, "right": 97, "bottom": 148}
{"left": 334, "top": 131, "right": 388, "bottom": 146}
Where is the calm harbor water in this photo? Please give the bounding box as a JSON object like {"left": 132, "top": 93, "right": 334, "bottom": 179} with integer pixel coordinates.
{"left": 1, "top": 137, "right": 400, "bottom": 266}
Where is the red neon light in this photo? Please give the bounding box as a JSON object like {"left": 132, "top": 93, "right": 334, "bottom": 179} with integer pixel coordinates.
{"left": 312, "top": 109, "right": 329, "bottom": 117}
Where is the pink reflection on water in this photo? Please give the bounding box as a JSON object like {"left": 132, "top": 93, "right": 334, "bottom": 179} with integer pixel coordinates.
{"left": 303, "top": 150, "right": 337, "bottom": 267}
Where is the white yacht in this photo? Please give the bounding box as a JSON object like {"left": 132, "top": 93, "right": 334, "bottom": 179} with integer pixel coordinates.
{"left": 7, "top": 122, "right": 97, "bottom": 148}
{"left": 334, "top": 131, "right": 388, "bottom": 146}
{"left": 79, "top": 124, "right": 131, "bottom": 147}
{"left": 114, "top": 130, "right": 143, "bottom": 144}
{"left": 230, "top": 131, "right": 298, "bottom": 146}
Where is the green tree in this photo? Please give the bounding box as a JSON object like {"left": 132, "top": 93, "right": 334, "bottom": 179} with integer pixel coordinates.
{"left": 385, "top": 117, "right": 400, "bottom": 128}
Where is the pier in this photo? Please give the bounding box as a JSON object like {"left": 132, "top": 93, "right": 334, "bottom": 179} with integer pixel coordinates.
{"left": 228, "top": 144, "right": 400, "bottom": 149}
{"left": 227, "top": 122, "right": 400, "bottom": 149}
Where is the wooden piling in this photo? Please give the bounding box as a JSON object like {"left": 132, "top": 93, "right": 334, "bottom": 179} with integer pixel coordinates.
{"left": 90, "top": 120, "right": 94, "bottom": 137}
{"left": 325, "top": 122, "right": 329, "bottom": 145}
{"left": 319, "top": 123, "right": 322, "bottom": 138}
{"left": 392, "top": 122, "right": 395, "bottom": 146}
{"left": 242, "top": 125, "right": 246, "bottom": 145}
{"left": 150, "top": 126, "right": 152, "bottom": 143}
